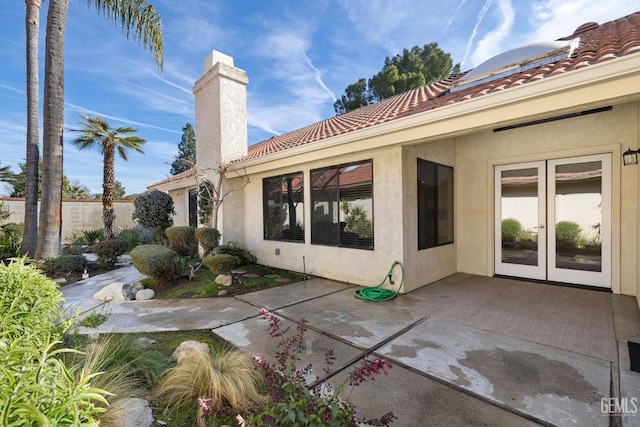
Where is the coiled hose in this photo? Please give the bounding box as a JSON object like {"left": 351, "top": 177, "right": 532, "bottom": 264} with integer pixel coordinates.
{"left": 354, "top": 261, "right": 404, "bottom": 301}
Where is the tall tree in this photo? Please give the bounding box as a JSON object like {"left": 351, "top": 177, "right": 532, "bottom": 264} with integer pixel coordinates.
{"left": 71, "top": 114, "right": 146, "bottom": 239}
{"left": 0, "top": 162, "right": 18, "bottom": 190}
{"left": 35, "top": 0, "right": 163, "bottom": 259}
{"left": 334, "top": 43, "right": 460, "bottom": 115}
{"left": 170, "top": 122, "right": 196, "bottom": 175}
{"left": 23, "top": 0, "right": 43, "bottom": 257}
{"left": 9, "top": 160, "right": 75, "bottom": 198}
{"left": 36, "top": 0, "right": 68, "bottom": 260}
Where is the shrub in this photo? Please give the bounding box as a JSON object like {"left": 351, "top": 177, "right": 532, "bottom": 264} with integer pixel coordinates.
{"left": 0, "top": 260, "right": 110, "bottom": 424}
{"left": 93, "top": 239, "right": 129, "bottom": 270}
{"left": 43, "top": 254, "right": 87, "bottom": 275}
{"left": 202, "top": 253, "right": 237, "bottom": 275}
{"left": 132, "top": 190, "right": 175, "bottom": 242}
{"left": 195, "top": 227, "right": 221, "bottom": 256}
{"left": 166, "top": 226, "right": 198, "bottom": 257}
{"left": 501, "top": 218, "right": 522, "bottom": 245}
{"left": 82, "top": 228, "right": 104, "bottom": 245}
{"left": 0, "top": 222, "right": 22, "bottom": 263}
{"left": 63, "top": 244, "right": 83, "bottom": 256}
{"left": 556, "top": 221, "right": 581, "bottom": 251}
{"left": 218, "top": 241, "right": 256, "bottom": 266}
{"left": 130, "top": 244, "right": 178, "bottom": 286}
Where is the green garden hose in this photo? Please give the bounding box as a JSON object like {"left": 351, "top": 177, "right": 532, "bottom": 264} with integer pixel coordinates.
{"left": 354, "top": 261, "right": 404, "bottom": 301}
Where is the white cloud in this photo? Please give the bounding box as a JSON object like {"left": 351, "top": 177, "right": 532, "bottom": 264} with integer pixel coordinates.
{"left": 469, "top": 0, "right": 515, "bottom": 67}
{"left": 528, "top": 0, "right": 639, "bottom": 43}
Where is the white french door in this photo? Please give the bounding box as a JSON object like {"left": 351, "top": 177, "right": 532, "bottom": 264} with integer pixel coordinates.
{"left": 494, "top": 154, "right": 611, "bottom": 288}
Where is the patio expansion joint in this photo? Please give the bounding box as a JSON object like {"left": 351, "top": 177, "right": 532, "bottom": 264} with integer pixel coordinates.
{"left": 373, "top": 351, "right": 556, "bottom": 427}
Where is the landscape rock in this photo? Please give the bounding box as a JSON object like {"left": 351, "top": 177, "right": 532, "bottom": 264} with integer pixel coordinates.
{"left": 54, "top": 277, "right": 67, "bottom": 285}
{"left": 218, "top": 289, "right": 229, "bottom": 297}
{"left": 215, "top": 274, "right": 233, "bottom": 287}
{"left": 171, "top": 340, "right": 210, "bottom": 363}
{"left": 135, "top": 337, "right": 156, "bottom": 346}
{"left": 106, "top": 398, "right": 154, "bottom": 427}
{"left": 93, "top": 282, "right": 127, "bottom": 302}
{"left": 132, "top": 281, "right": 145, "bottom": 290}
{"left": 135, "top": 288, "right": 155, "bottom": 300}
{"left": 122, "top": 283, "right": 138, "bottom": 300}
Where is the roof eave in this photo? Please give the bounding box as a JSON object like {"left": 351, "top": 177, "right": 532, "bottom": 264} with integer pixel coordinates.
{"left": 228, "top": 52, "right": 640, "bottom": 174}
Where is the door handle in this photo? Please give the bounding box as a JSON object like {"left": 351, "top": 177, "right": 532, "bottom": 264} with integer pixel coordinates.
{"left": 539, "top": 225, "right": 545, "bottom": 229}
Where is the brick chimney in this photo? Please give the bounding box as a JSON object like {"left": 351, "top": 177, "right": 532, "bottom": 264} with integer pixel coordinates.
{"left": 193, "top": 50, "right": 248, "bottom": 170}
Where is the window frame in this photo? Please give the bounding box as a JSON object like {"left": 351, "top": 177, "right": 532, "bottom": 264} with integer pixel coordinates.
{"left": 310, "top": 159, "right": 374, "bottom": 250}
{"left": 417, "top": 158, "right": 454, "bottom": 250}
{"left": 262, "top": 171, "right": 305, "bottom": 243}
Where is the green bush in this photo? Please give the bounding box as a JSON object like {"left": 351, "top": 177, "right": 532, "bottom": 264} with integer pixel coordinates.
{"left": 82, "top": 228, "right": 104, "bottom": 245}
{"left": 132, "top": 190, "right": 175, "bottom": 242}
{"left": 218, "top": 241, "right": 256, "bottom": 266}
{"left": 93, "top": 239, "right": 129, "bottom": 270}
{"left": 195, "top": 227, "right": 221, "bottom": 256}
{"left": 556, "top": 221, "right": 581, "bottom": 251}
{"left": 116, "top": 228, "right": 140, "bottom": 250}
{"left": 202, "top": 253, "right": 237, "bottom": 275}
{"left": 165, "top": 226, "right": 198, "bottom": 257}
{"left": 0, "top": 222, "right": 23, "bottom": 263}
{"left": 62, "top": 244, "right": 83, "bottom": 256}
{"left": 0, "top": 259, "right": 109, "bottom": 424}
{"left": 130, "top": 244, "right": 178, "bottom": 286}
{"left": 43, "top": 255, "right": 87, "bottom": 275}
{"left": 501, "top": 218, "right": 522, "bottom": 245}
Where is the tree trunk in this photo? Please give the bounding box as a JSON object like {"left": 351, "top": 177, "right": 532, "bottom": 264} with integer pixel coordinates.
{"left": 103, "top": 141, "right": 115, "bottom": 239}
{"left": 22, "top": 0, "right": 42, "bottom": 257}
{"left": 35, "top": 0, "right": 68, "bottom": 260}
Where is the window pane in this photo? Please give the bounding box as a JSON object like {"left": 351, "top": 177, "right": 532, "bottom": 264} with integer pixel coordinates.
{"left": 339, "top": 162, "right": 373, "bottom": 249}
{"left": 263, "top": 172, "right": 304, "bottom": 242}
{"left": 418, "top": 159, "right": 454, "bottom": 249}
{"left": 437, "top": 165, "right": 454, "bottom": 245}
{"left": 311, "top": 167, "right": 339, "bottom": 245}
{"left": 311, "top": 160, "right": 373, "bottom": 249}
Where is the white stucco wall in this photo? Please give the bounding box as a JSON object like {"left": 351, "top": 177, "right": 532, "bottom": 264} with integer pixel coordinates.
{"left": 237, "top": 145, "right": 405, "bottom": 288}
{"left": 400, "top": 139, "right": 457, "bottom": 292}
{"left": 455, "top": 101, "right": 638, "bottom": 296}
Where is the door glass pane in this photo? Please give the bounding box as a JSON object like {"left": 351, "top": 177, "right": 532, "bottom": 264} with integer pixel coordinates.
{"left": 500, "top": 168, "right": 539, "bottom": 266}
{"left": 554, "top": 161, "right": 602, "bottom": 272}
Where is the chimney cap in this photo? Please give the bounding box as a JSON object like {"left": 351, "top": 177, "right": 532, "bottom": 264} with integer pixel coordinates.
{"left": 204, "top": 50, "right": 234, "bottom": 72}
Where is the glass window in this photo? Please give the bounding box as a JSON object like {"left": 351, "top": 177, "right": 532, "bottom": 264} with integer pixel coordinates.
{"left": 263, "top": 172, "right": 304, "bottom": 242}
{"left": 418, "top": 159, "right": 453, "bottom": 249}
{"left": 311, "top": 160, "right": 373, "bottom": 250}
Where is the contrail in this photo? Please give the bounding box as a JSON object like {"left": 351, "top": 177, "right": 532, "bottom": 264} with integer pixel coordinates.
{"left": 460, "top": 0, "right": 493, "bottom": 68}
{"left": 441, "top": 0, "right": 468, "bottom": 37}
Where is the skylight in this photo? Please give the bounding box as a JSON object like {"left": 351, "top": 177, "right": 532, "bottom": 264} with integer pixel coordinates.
{"left": 450, "top": 38, "right": 580, "bottom": 93}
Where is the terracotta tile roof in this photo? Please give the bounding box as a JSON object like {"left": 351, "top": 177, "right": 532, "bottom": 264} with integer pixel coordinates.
{"left": 149, "top": 168, "right": 195, "bottom": 187}
{"left": 237, "top": 11, "right": 640, "bottom": 164}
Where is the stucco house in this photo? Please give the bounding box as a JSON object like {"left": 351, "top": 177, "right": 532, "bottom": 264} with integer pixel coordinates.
{"left": 150, "top": 12, "right": 640, "bottom": 307}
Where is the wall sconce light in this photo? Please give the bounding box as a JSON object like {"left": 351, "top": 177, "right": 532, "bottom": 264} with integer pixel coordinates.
{"left": 623, "top": 147, "right": 640, "bottom": 166}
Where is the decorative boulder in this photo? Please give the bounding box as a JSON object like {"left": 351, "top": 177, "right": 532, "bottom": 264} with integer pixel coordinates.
{"left": 132, "top": 281, "right": 145, "bottom": 290}
{"left": 122, "top": 283, "right": 138, "bottom": 300}
{"left": 106, "top": 398, "right": 154, "bottom": 427}
{"left": 135, "top": 288, "right": 155, "bottom": 301}
{"left": 215, "top": 274, "right": 233, "bottom": 287}
{"left": 171, "top": 340, "right": 210, "bottom": 363}
{"left": 93, "top": 282, "right": 127, "bottom": 302}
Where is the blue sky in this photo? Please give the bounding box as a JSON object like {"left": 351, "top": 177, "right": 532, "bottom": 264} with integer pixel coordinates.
{"left": 1, "top": 0, "right": 638, "bottom": 196}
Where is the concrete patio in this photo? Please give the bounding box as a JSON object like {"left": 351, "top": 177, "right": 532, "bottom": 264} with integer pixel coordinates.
{"left": 61, "top": 270, "right": 640, "bottom": 426}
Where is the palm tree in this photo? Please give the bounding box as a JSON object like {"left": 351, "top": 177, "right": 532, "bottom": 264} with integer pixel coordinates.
{"left": 35, "top": 0, "right": 67, "bottom": 260}
{"left": 71, "top": 114, "right": 146, "bottom": 239}
{"left": 22, "top": 0, "right": 43, "bottom": 257}
{"left": 35, "top": 0, "right": 163, "bottom": 259}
